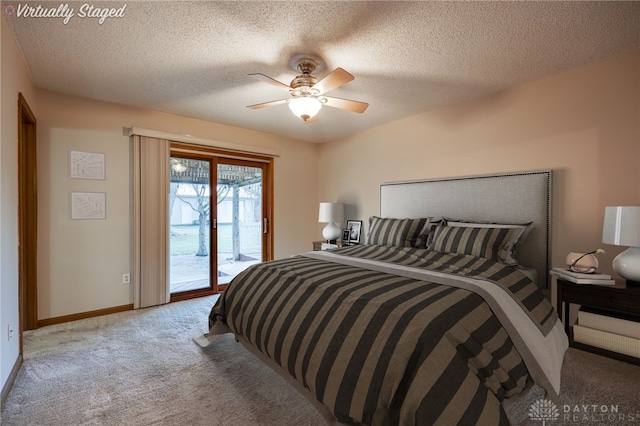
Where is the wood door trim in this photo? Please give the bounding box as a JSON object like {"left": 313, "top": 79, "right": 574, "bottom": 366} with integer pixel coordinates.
{"left": 18, "top": 92, "right": 37, "bottom": 339}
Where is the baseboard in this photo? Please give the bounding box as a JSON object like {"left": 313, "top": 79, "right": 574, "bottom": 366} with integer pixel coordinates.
{"left": 37, "top": 304, "right": 134, "bottom": 328}
{"left": 1, "top": 354, "right": 22, "bottom": 409}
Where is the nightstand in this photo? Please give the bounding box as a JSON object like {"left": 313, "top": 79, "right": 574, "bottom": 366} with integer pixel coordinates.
{"left": 556, "top": 278, "right": 640, "bottom": 365}
{"left": 312, "top": 241, "right": 343, "bottom": 251}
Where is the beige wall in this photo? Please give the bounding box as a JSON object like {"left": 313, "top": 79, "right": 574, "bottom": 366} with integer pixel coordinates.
{"left": 36, "top": 90, "right": 319, "bottom": 320}
{"left": 1, "top": 14, "right": 37, "bottom": 392}
{"left": 318, "top": 53, "right": 640, "bottom": 278}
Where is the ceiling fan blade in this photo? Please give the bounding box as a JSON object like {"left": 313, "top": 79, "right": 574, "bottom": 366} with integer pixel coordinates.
{"left": 246, "top": 99, "right": 289, "bottom": 109}
{"left": 312, "top": 68, "right": 354, "bottom": 94}
{"left": 323, "top": 96, "right": 369, "bottom": 113}
{"left": 249, "top": 73, "right": 292, "bottom": 91}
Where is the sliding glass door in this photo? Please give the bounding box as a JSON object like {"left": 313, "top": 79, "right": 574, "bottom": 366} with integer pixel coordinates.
{"left": 168, "top": 146, "right": 272, "bottom": 298}
{"left": 169, "top": 157, "right": 212, "bottom": 294}
{"left": 216, "top": 162, "right": 264, "bottom": 285}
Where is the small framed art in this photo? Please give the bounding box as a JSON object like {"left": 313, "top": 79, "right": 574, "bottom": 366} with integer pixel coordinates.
{"left": 70, "top": 150, "right": 105, "bottom": 180}
{"left": 71, "top": 192, "right": 106, "bottom": 219}
{"left": 346, "top": 220, "right": 363, "bottom": 244}
{"left": 342, "top": 229, "right": 351, "bottom": 245}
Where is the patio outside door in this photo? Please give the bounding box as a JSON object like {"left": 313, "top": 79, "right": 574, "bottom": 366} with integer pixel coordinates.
{"left": 169, "top": 153, "right": 268, "bottom": 296}
{"left": 215, "top": 161, "right": 264, "bottom": 286}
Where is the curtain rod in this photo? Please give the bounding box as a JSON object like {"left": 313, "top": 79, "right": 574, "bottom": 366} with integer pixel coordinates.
{"left": 127, "top": 127, "right": 281, "bottom": 158}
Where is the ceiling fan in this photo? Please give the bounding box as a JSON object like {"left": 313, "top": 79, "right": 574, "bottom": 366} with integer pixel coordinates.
{"left": 247, "top": 58, "right": 368, "bottom": 123}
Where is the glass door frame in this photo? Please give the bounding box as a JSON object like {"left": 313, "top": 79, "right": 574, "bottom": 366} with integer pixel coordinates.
{"left": 169, "top": 143, "right": 273, "bottom": 302}
{"left": 169, "top": 152, "right": 215, "bottom": 299}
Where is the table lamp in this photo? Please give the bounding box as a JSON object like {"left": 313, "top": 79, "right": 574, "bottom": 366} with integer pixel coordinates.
{"left": 602, "top": 206, "right": 640, "bottom": 285}
{"left": 318, "top": 202, "right": 344, "bottom": 244}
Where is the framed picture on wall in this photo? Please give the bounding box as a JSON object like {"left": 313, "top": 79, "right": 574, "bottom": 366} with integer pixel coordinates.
{"left": 71, "top": 192, "right": 106, "bottom": 219}
{"left": 346, "top": 220, "right": 363, "bottom": 244}
{"left": 70, "top": 150, "right": 105, "bottom": 180}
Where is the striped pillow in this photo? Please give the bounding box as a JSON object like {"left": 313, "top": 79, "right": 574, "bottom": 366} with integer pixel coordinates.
{"left": 367, "top": 216, "right": 432, "bottom": 248}
{"left": 429, "top": 224, "right": 529, "bottom": 265}
{"left": 445, "top": 220, "right": 533, "bottom": 264}
{"left": 420, "top": 219, "right": 443, "bottom": 248}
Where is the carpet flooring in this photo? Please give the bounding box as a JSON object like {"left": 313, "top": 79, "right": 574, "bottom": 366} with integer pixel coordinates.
{"left": 1, "top": 295, "right": 639, "bottom": 425}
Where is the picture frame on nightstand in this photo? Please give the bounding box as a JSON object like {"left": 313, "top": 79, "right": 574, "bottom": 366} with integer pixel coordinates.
{"left": 342, "top": 229, "right": 351, "bottom": 246}
{"left": 346, "top": 220, "right": 362, "bottom": 244}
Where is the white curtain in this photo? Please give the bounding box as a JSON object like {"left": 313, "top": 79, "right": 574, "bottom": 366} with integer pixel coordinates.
{"left": 133, "top": 135, "right": 169, "bottom": 308}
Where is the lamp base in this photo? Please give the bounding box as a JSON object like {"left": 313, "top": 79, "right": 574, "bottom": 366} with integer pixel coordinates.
{"left": 612, "top": 246, "right": 640, "bottom": 283}
{"left": 322, "top": 222, "right": 341, "bottom": 243}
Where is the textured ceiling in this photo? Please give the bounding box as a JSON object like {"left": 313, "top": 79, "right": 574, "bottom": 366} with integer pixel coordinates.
{"left": 5, "top": 1, "right": 640, "bottom": 143}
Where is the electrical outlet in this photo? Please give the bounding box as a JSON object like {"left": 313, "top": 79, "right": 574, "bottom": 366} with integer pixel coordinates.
{"left": 7, "top": 324, "right": 13, "bottom": 341}
{"left": 122, "top": 273, "right": 131, "bottom": 284}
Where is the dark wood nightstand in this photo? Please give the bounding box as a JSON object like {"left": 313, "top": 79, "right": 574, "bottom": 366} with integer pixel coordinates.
{"left": 556, "top": 278, "right": 640, "bottom": 365}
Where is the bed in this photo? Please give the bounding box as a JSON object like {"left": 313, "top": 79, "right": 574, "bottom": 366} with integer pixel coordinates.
{"left": 199, "top": 170, "right": 568, "bottom": 425}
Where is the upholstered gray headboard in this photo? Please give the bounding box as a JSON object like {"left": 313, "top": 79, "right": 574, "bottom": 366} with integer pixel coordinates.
{"left": 380, "top": 170, "right": 552, "bottom": 289}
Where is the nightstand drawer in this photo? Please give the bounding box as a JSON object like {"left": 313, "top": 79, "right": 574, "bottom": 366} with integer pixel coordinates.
{"left": 561, "top": 283, "right": 640, "bottom": 315}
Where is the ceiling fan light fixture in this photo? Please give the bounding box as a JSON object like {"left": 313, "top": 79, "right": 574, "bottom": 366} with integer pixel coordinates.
{"left": 288, "top": 96, "right": 322, "bottom": 121}
{"left": 248, "top": 58, "right": 366, "bottom": 122}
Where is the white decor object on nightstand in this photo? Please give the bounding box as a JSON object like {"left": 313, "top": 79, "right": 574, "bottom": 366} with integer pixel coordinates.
{"left": 566, "top": 252, "right": 599, "bottom": 273}
{"left": 318, "top": 202, "right": 344, "bottom": 244}
{"left": 602, "top": 206, "right": 640, "bottom": 285}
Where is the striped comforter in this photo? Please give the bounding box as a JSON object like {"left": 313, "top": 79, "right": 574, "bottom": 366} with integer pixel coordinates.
{"left": 209, "top": 245, "right": 560, "bottom": 425}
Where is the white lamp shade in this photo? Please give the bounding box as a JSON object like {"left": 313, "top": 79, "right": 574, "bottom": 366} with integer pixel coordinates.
{"left": 288, "top": 97, "right": 322, "bottom": 121}
{"left": 602, "top": 206, "right": 640, "bottom": 283}
{"left": 318, "top": 202, "right": 344, "bottom": 223}
{"left": 602, "top": 206, "right": 640, "bottom": 247}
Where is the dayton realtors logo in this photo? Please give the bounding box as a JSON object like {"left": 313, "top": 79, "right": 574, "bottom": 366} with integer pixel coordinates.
{"left": 3, "top": 3, "right": 126, "bottom": 24}
{"left": 529, "top": 398, "right": 639, "bottom": 424}
{"left": 529, "top": 399, "right": 560, "bottom": 425}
